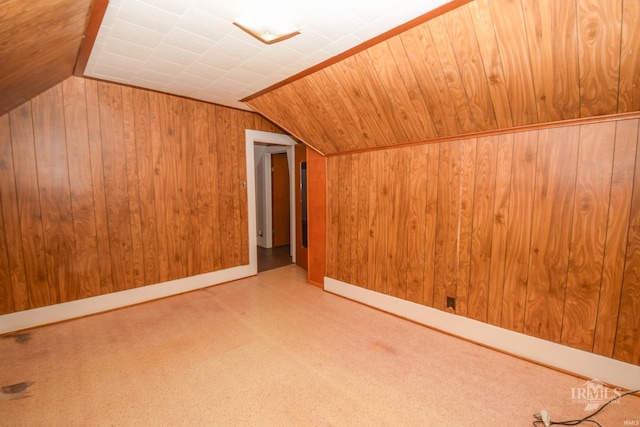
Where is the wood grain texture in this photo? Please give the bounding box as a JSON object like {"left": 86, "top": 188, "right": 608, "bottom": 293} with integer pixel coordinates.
{"left": 1, "top": 76, "right": 282, "bottom": 314}
{"left": 62, "top": 77, "right": 101, "bottom": 299}
{"left": 613, "top": 120, "right": 640, "bottom": 364}
{"left": 593, "top": 119, "right": 638, "bottom": 357}
{"left": 324, "top": 117, "right": 639, "bottom": 363}
{"left": 501, "top": 131, "right": 537, "bottom": 333}
{"left": 0, "top": 114, "right": 29, "bottom": 311}
{"left": 246, "top": 0, "right": 640, "bottom": 156}
{"left": 524, "top": 127, "right": 580, "bottom": 342}
{"left": 469, "top": 137, "right": 498, "bottom": 322}
{"left": 0, "top": 0, "right": 93, "bottom": 116}
{"left": 522, "top": 0, "right": 580, "bottom": 122}
{"left": 307, "top": 148, "right": 326, "bottom": 287}
{"left": 487, "top": 134, "right": 513, "bottom": 326}
{"left": 9, "top": 103, "right": 51, "bottom": 308}
{"left": 561, "top": 122, "right": 615, "bottom": 351}
{"left": 577, "top": 0, "right": 623, "bottom": 117}
{"left": 618, "top": 0, "right": 640, "bottom": 113}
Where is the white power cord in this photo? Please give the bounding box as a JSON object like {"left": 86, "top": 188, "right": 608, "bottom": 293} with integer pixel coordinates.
{"left": 534, "top": 410, "right": 551, "bottom": 427}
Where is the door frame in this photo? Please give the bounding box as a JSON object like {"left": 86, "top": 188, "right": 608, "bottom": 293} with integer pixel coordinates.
{"left": 245, "top": 130, "right": 297, "bottom": 275}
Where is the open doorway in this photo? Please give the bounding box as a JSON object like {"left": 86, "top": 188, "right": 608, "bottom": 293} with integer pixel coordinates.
{"left": 244, "top": 130, "right": 297, "bottom": 275}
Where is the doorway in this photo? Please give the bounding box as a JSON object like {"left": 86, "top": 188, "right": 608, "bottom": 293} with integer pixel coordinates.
{"left": 245, "top": 130, "right": 298, "bottom": 276}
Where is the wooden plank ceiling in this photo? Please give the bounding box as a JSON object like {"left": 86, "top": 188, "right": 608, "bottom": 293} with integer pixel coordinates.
{"left": 0, "top": 0, "right": 93, "bottom": 116}
{"left": 245, "top": 0, "right": 640, "bottom": 155}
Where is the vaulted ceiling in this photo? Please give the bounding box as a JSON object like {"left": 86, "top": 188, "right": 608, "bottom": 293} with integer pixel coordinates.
{"left": 0, "top": 0, "right": 93, "bottom": 116}
{"left": 246, "top": 0, "right": 640, "bottom": 155}
{"left": 1, "top": 0, "right": 639, "bottom": 154}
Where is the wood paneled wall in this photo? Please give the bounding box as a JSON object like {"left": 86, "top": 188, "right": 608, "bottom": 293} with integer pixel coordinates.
{"left": 246, "top": 0, "right": 640, "bottom": 155}
{"left": 0, "top": 76, "right": 282, "bottom": 315}
{"left": 326, "top": 117, "right": 640, "bottom": 365}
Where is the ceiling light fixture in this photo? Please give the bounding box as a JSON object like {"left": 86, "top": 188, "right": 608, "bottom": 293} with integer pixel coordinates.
{"left": 233, "top": 17, "right": 300, "bottom": 44}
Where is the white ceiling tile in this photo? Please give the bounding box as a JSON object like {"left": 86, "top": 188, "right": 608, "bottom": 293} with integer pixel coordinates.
{"left": 152, "top": 43, "right": 201, "bottom": 64}
{"left": 109, "top": 19, "right": 166, "bottom": 48}
{"left": 117, "top": 0, "right": 181, "bottom": 34}
{"left": 139, "top": 0, "right": 195, "bottom": 16}
{"left": 102, "top": 38, "right": 155, "bottom": 61}
{"left": 163, "top": 27, "right": 215, "bottom": 54}
{"left": 98, "top": 52, "right": 146, "bottom": 73}
{"left": 134, "top": 69, "right": 176, "bottom": 85}
{"left": 322, "top": 34, "right": 363, "bottom": 56}
{"left": 144, "top": 57, "right": 188, "bottom": 76}
{"left": 199, "top": 49, "right": 244, "bottom": 70}
{"left": 213, "top": 35, "right": 262, "bottom": 59}
{"left": 185, "top": 62, "right": 227, "bottom": 80}
{"left": 176, "top": 9, "right": 230, "bottom": 41}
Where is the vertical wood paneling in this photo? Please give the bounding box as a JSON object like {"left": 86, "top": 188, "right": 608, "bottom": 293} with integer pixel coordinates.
{"left": 0, "top": 200, "right": 15, "bottom": 314}
{"left": 386, "top": 36, "right": 439, "bottom": 140}
{"left": 434, "top": 141, "right": 462, "bottom": 310}
{"left": 85, "top": 79, "right": 114, "bottom": 295}
{"left": 325, "top": 117, "right": 639, "bottom": 364}
{"left": 10, "top": 103, "right": 51, "bottom": 308}
{"left": 406, "top": 145, "right": 429, "bottom": 304}
{"left": 356, "top": 151, "right": 370, "bottom": 290}
{"left": 618, "top": 0, "right": 640, "bottom": 113}
{"left": 348, "top": 153, "right": 359, "bottom": 285}
{"left": 577, "top": 0, "right": 623, "bottom": 117}
{"left": 561, "top": 122, "right": 615, "bottom": 351}
{"left": 373, "top": 150, "right": 390, "bottom": 294}
{"left": 367, "top": 42, "right": 429, "bottom": 142}
{"left": 456, "top": 139, "right": 477, "bottom": 316}
{"left": 1, "top": 76, "right": 273, "bottom": 315}
{"left": 423, "top": 144, "right": 440, "bottom": 307}
{"left": 501, "top": 131, "right": 537, "bottom": 332}
{"left": 387, "top": 148, "right": 410, "bottom": 299}
{"left": 336, "top": 154, "right": 352, "bottom": 284}
{"left": 428, "top": 16, "right": 476, "bottom": 134}
{"left": 444, "top": 7, "right": 498, "bottom": 132}
{"left": 121, "top": 86, "right": 145, "bottom": 288}
{"left": 0, "top": 114, "right": 29, "bottom": 311}
{"left": 467, "top": 0, "right": 513, "bottom": 129}
{"left": 400, "top": 25, "right": 462, "bottom": 137}
{"left": 593, "top": 119, "right": 638, "bottom": 357}
{"left": 325, "top": 156, "right": 338, "bottom": 280}
{"left": 32, "top": 84, "right": 77, "bottom": 304}
{"left": 133, "top": 89, "right": 160, "bottom": 286}
{"left": 487, "top": 134, "right": 513, "bottom": 326}
{"left": 469, "top": 137, "right": 498, "bottom": 322}
{"left": 524, "top": 127, "right": 580, "bottom": 342}
{"left": 195, "top": 102, "right": 213, "bottom": 274}
{"left": 148, "top": 91, "right": 170, "bottom": 283}
{"left": 489, "top": 0, "right": 538, "bottom": 126}
{"left": 206, "top": 104, "right": 223, "bottom": 272}
{"left": 98, "top": 82, "right": 135, "bottom": 292}
{"left": 522, "top": 0, "right": 580, "bottom": 122}
{"left": 62, "top": 77, "right": 101, "bottom": 299}
{"left": 613, "top": 121, "right": 640, "bottom": 364}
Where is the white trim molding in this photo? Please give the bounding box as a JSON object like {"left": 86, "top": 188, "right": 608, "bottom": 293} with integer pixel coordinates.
{"left": 1, "top": 265, "right": 254, "bottom": 335}
{"left": 324, "top": 277, "right": 640, "bottom": 392}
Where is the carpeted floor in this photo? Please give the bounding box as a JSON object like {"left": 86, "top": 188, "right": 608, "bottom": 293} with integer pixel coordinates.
{"left": 1, "top": 265, "right": 638, "bottom": 426}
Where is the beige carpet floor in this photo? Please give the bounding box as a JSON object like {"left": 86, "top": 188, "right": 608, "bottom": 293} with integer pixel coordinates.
{"left": 1, "top": 265, "right": 638, "bottom": 426}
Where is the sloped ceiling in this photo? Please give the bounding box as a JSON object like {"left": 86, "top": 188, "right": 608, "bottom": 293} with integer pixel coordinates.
{"left": 245, "top": 0, "right": 640, "bottom": 155}
{"left": 0, "top": 0, "right": 93, "bottom": 116}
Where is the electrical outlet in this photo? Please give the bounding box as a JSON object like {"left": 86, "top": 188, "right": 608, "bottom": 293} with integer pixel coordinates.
{"left": 446, "top": 296, "right": 456, "bottom": 311}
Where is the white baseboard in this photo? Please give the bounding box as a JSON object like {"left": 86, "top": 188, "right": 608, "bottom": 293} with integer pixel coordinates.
{"left": 324, "top": 277, "right": 640, "bottom": 392}
{"left": 0, "top": 265, "right": 256, "bottom": 335}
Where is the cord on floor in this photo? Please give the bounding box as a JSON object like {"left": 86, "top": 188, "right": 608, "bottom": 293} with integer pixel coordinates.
{"left": 532, "top": 388, "right": 640, "bottom": 427}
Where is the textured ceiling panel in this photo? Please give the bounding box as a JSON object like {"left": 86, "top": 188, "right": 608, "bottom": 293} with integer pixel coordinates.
{"left": 85, "top": 0, "right": 453, "bottom": 110}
